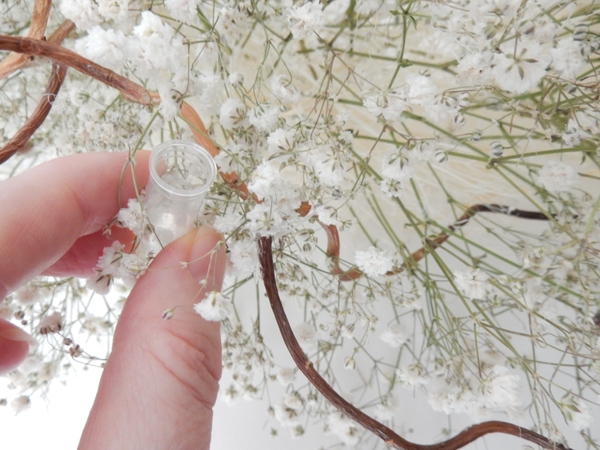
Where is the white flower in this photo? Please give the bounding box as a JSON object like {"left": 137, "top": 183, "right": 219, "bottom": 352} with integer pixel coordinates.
{"left": 326, "top": 412, "right": 359, "bottom": 445}
{"left": 97, "top": 0, "right": 128, "bottom": 21}
{"left": 381, "top": 149, "right": 414, "bottom": 182}
{"left": 132, "top": 11, "right": 185, "bottom": 74}
{"left": 457, "top": 51, "right": 495, "bottom": 85}
{"left": 267, "top": 128, "right": 295, "bottom": 154}
{"left": 217, "top": 7, "right": 250, "bottom": 42}
{"left": 248, "top": 104, "right": 280, "bottom": 132}
{"left": 454, "top": 267, "right": 489, "bottom": 299}
{"left": 59, "top": 0, "right": 101, "bottom": 30}
{"left": 37, "top": 312, "right": 63, "bottom": 334}
{"left": 355, "top": 246, "right": 394, "bottom": 277}
{"left": 561, "top": 396, "right": 593, "bottom": 431}
{"left": 538, "top": 160, "right": 578, "bottom": 192}
{"left": 404, "top": 74, "right": 436, "bottom": 107}
{"left": 274, "top": 401, "right": 301, "bottom": 427}
{"left": 14, "top": 285, "right": 42, "bottom": 305}
{"left": 315, "top": 205, "right": 338, "bottom": 226}
{"left": 165, "top": 0, "right": 200, "bottom": 22}
{"left": 219, "top": 98, "right": 247, "bottom": 129}
{"left": 396, "top": 364, "right": 428, "bottom": 387}
{"left": 492, "top": 41, "right": 551, "bottom": 94}
{"left": 270, "top": 74, "right": 301, "bottom": 104}
{"left": 228, "top": 72, "right": 244, "bottom": 86}
{"left": 76, "top": 26, "right": 127, "bottom": 71}
{"left": 193, "top": 291, "right": 232, "bottom": 321}
{"left": 380, "top": 323, "right": 406, "bottom": 348}
{"left": 363, "top": 90, "right": 407, "bottom": 122}
{"left": 294, "top": 322, "right": 317, "bottom": 352}
{"left": 276, "top": 367, "right": 296, "bottom": 386}
{"left": 551, "top": 38, "right": 586, "bottom": 80}
{"left": 287, "top": 2, "right": 323, "bottom": 40}
{"left": 117, "top": 197, "right": 148, "bottom": 237}
{"left": 479, "top": 365, "right": 522, "bottom": 412}
{"left": 229, "top": 238, "right": 258, "bottom": 279}
{"left": 10, "top": 395, "right": 30, "bottom": 415}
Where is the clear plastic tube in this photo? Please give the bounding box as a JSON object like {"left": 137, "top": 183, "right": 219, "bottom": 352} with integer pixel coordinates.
{"left": 144, "top": 140, "right": 217, "bottom": 246}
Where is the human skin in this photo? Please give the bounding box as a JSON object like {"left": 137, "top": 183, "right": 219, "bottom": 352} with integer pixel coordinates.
{"left": 0, "top": 151, "right": 225, "bottom": 449}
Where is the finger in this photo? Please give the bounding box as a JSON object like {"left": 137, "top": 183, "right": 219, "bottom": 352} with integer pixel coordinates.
{"left": 0, "top": 151, "right": 150, "bottom": 299}
{"left": 43, "top": 227, "right": 136, "bottom": 278}
{"left": 79, "top": 226, "right": 226, "bottom": 450}
{"left": 0, "top": 318, "right": 36, "bottom": 375}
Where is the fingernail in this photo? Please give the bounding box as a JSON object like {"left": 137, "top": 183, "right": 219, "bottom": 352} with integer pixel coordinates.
{"left": 186, "top": 226, "right": 225, "bottom": 288}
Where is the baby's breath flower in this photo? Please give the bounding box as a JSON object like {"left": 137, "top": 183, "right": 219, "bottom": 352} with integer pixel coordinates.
{"left": 355, "top": 247, "right": 394, "bottom": 277}
{"left": 538, "top": 160, "right": 579, "bottom": 193}
{"left": 380, "top": 323, "right": 406, "bottom": 348}
{"left": 454, "top": 267, "right": 489, "bottom": 299}
{"left": 287, "top": 1, "right": 323, "bottom": 40}
{"left": 193, "top": 291, "right": 232, "bottom": 322}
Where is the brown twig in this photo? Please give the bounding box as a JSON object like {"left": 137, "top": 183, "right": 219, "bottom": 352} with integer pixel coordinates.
{"left": 258, "top": 236, "right": 571, "bottom": 450}
{"left": 0, "top": 35, "right": 151, "bottom": 105}
{"left": 324, "top": 204, "right": 552, "bottom": 280}
{"left": 0, "top": 0, "right": 53, "bottom": 79}
{"left": 0, "top": 62, "right": 67, "bottom": 164}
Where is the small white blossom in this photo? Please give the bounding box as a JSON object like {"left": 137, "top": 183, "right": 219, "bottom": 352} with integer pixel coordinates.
{"left": 276, "top": 367, "right": 296, "bottom": 386}
{"left": 287, "top": 2, "right": 323, "bottom": 40}
{"left": 327, "top": 412, "right": 359, "bottom": 446}
{"left": 380, "top": 323, "right": 406, "bottom": 348}
{"left": 270, "top": 74, "right": 301, "bottom": 104}
{"left": 294, "top": 322, "right": 317, "bottom": 353}
{"left": 551, "top": 38, "right": 586, "bottom": 80}
{"left": 454, "top": 267, "right": 489, "bottom": 299}
{"left": 355, "top": 246, "right": 394, "bottom": 277}
{"left": 59, "top": 0, "right": 101, "bottom": 30}
{"left": 37, "top": 312, "right": 63, "bottom": 334}
{"left": 193, "top": 291, "right": 232, "bottom": 321}
{"left": 165, "top": 0, "right": 200, "bottom": 22}
{"left": 248, "top": 104, "right": 280, "bottom": 132}
{"left": 267, "top": 128, "right": 295, "bottom": 154}
{"left": 229, "top": 238, "right": 258, "bottom": 279}
{"left": 76, "top": 27, "right": 127, "bottom": 71}
{"left": 117, "top": 197, "right": 148, "bottom": 237}
{"left": 10, "top": 395, "right": 30, "bottom": 415}
{"left": 561, "top": 396, "right": 593, "bottom": 431}
{"left": 219, "top": 98, "right": 247, "bottom": 129}
{"left": 538, "top": 160, "right": 578, "bottom": 192}
{"left": 492, "top": 41, "right": 551, "bottom": 94}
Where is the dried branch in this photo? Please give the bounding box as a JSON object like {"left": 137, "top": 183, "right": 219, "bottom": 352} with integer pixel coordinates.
{"left": 0, "top": 0, "right": 56, "bottom": 79}
{"left": 0, "top": 35, "right": 151, "bottom": 105}
{"left": 0, "top": 62, "right": 67, "bottom": 164}
{"left": 258, "top": 236, "right": 571, "bottom": 450}
{"left": 323, "top": 204, "right": 552, "bottom": 280}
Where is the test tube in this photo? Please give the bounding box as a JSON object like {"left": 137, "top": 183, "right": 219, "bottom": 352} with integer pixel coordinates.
{"left": 144, "top": 140, "right": 217, "bottom": 246}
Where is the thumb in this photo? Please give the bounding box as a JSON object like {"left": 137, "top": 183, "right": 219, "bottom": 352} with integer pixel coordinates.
{"left": 79, "top": 226, "right": 226, "bottom": 450}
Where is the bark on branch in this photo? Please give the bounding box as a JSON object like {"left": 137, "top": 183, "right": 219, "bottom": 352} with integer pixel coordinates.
{"left": 0, "top": 35, "right": 151, "bottom": 105}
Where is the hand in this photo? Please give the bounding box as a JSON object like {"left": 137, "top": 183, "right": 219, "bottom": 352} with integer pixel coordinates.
{"left": 0, "top": 152, "right": 226, "bottom": 449}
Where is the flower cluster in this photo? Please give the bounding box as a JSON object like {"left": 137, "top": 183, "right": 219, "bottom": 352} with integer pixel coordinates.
{"left": 2, "top": 0, "right": 600, "bottom": 448}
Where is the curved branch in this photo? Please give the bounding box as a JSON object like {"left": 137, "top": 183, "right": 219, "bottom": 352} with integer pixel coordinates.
{"left": 0, "top": 62, "right": 67, "bottom": 164}
{"left": 0, "top": 0, "right": 52, "bottom": 79}
{"left": 258, "top": 236, "right": 571, "bottom": 450}
{"left": 0, "top": 35, "right": 151, "bottom": 105}
{"left": 324, "top": 204, "right": 553, "bottom": 280}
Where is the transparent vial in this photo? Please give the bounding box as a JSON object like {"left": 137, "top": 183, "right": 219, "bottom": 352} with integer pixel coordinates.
{"left": 144, "top": 140, "right": 216, "bottom": 246}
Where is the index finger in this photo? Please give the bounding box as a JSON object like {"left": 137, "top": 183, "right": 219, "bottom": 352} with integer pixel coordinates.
{"left": 0, "top": 151, "right": 150, "bottom": 299}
